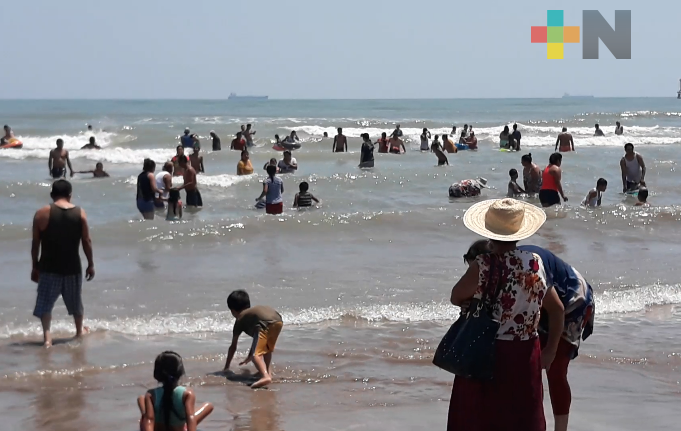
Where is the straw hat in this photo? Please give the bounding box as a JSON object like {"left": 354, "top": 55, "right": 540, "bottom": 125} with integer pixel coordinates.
{"left": 463, "top": 198, "right": 546, "bottom": 241}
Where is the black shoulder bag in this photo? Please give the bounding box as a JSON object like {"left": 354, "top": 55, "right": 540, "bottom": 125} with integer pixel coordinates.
{"left": 432, "top": 256, "right": 503, "bottom": 380}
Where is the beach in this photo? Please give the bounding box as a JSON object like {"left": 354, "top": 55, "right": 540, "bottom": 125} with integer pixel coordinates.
{"left": 0, "top": 98, "right": 680, "bottom": 430}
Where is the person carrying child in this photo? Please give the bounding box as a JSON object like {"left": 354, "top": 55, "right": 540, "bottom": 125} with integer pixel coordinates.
{"left": 224, "top": 290, "right": 284, "bottom": 389}
{"left": 138, "top": 351, "right": 213, "bottom": 431}
{"left": 293, "top": 181, "right": 320, "bottom": 208}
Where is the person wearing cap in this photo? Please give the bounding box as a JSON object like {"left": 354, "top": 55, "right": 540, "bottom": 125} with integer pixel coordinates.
{"left": 277, "top": 151, "right": 298, "bottom": 174}
{"left": 210, "top": 131, "right": 221, "bottom": 151}
{"left": 180, "top": 128, "right": 193, "bottom": 148}
{"left": 447, "top": 198, "right": 564, "bottom": 431}
{"left": 448, "top": 178, "right": 487, "bottom": 198}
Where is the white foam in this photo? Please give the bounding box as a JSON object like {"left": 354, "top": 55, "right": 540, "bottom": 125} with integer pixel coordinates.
{"left": 125, "top": 173, "right": 254, "bottom": 188}
{"left": 291, "top": 123, "right": 681, "bottom": 147}
{"left": 0, "top": 147, "right": 176, "bottom": 164}
{"left": 1, "top": 284, "right": 678, "bottom": 339}
{"left": 13, "top": 131, "right": 122, "bottom": 150}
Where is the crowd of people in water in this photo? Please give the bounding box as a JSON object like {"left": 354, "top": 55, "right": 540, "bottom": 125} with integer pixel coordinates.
{"left": 13, "top": 115, "right": 653, "bottom": 431}
{"left": 3, "top": 117, "right": 648, "bottom": 222}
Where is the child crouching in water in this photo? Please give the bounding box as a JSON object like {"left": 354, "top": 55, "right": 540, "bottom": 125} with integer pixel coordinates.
{"left": 224, "top": 290, "right": 283, "bottom": 388}
{"left": 138, "top": 351, "right": 213, "bottom": 431}
{"left": 166, "top": 189, "right": 183, "bottom": 221}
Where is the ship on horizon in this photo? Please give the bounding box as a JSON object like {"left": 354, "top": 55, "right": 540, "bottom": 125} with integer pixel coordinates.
{"left": 562, "top": 93, "right": 594, "bottom": 99}
{"left": 228, "top": 92, "right": 268, "bottom": 100}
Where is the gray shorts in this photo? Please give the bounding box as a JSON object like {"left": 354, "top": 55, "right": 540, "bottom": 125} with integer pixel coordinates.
{"left": 33, "top": 272, "right": 83, "bottom": 317}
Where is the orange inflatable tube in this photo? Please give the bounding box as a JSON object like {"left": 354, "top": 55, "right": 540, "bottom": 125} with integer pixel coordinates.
{"left": 0, "top": 138, "right": 23, "bottom": 149}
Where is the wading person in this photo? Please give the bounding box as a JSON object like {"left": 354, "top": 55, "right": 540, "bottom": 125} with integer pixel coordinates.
{"left": 31, "top": 180, "right": 95, "bottom": 347}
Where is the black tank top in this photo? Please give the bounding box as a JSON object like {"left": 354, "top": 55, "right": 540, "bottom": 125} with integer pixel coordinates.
{"left": 137, "top": 171, "right": 154, "bottom": 201}
{"left": 39, "top": 204, "right": 82, "bottom": 275}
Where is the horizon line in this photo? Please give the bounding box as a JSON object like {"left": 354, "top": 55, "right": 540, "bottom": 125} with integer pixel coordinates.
{"left": 0, "top": 96, "right": 675, "bottom": 101}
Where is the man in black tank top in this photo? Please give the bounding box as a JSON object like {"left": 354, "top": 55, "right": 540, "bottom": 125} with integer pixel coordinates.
{"left": 31, "top": 180, "right": 95, "bottom": 347}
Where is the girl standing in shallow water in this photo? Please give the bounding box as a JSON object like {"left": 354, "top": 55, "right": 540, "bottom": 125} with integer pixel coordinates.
{"left": 138, "top": 351, "right": 213, "bottom": 431}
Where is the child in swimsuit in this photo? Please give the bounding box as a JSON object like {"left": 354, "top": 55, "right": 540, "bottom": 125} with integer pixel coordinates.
{"left": 138, "top": 351, "right": 213, "bottom": 431}
{"left": 507, "top": 169, "right": 525, "bottom": 197}
{"left": 166, "top": 189, "right": 183, "bottom": 221}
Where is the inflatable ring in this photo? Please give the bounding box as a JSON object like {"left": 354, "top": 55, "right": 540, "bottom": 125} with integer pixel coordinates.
{"left": 0, "top": 138, "right": 23, "bottom": 149}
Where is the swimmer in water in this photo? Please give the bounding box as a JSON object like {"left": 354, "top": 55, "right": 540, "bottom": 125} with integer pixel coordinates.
{"left": 359, "top": 133, "right": 375, "bottom": 168}
{"left": 420, "top": 128, "right": 431, "bottom": 151}
{"left": 466, "top": 131, "right": 478, "bottom": 150}
{"left": 293, "top": 181, "right": 320, "bottom": 208}
{"left": 615, "top": 121, "right": 624, "bottom": 136}
{"left": 244, "top": 124, "right": 257, "bottom": 147}
{"left": 507, "top": 169, "right": 524, "bottom": 197}
{"left": 48, "top": 139, "right": 74, "bottom": 179}
{"left": 137, "top": 351, "right": 213, "bottom": 431}
{"left": 4, "top": 125, "right": 14, "bottom": 139}
{"left": 499, "top": 125, "right": 511, "bottom": 149}
{"left": 594, "top": 124, "right": 604, "bottom": 137}
{"left": 388, "top": 132, "right": 406, "bottom": 154}
{"left": 189, "top": 144, "right": 204, "bottom": 174}
{"left": 171, "top": 146, "right": 189, "bottom": 177}
{"left": 375, "top": 132, "right": 389, "bottom": 153}
{"left": 237, "top": 150, "right": 254, "bottom": 176}
{"left": 166, "top": 189, "right": 183, "bottom": 221}
{"left": 443, "top": 134, "right": 457, "bottom": 153}
{"left": 555, "top": 127, "right": 575, "bottom": 152}
{"left": 175, "top": 156, "right": 202, "bottom": 208}
{"left": 333, "top": 128, "right": 348, "bottom": 152}
{"left": 450, "top": 126, "right": 457, "bottom": 137}
{"left": 323, "top": 131, "right": 329, "bottom": 138}
{"left": 81, "top": 136, "right": 101, "bottom": 150}
{"left": 263, "top": 158, "right": 280, "bottom": 173}
{"left": 392, "top": 124, "right": 403, "bottom": 138}
{"left": 78, "top": 162, "right": 109, "bottom": 178}
{"left": 458, "top": 131, "right": 467, "bottom": 145}
{"left": 582, "top": 178, "right": 607, "bottom": 208}
{"left": 431, "top": 135, "right": 449, "bottom": 166}
{"left": 180, "top": 128, "right": 193, "bottom": 148}
{"left": 210, "top": 131, "right": 221, "bottom": 151}
{"left": 635, "top": 187, "right": 649, "bottom": 206}
{"left": 231, "top": 132, "right": 247, "bottom": 151}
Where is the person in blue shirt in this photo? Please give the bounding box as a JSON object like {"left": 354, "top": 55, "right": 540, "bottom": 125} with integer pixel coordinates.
{"left": 180, "top": 128, "right": 193, "bottom": 148}
{"left": 463, "top": 240, "right": 594, "bottom": 431}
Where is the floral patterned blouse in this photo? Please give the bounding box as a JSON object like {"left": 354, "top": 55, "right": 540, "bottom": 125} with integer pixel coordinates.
{"left": 474, "top": 250, "right": 549, "bottom": 341}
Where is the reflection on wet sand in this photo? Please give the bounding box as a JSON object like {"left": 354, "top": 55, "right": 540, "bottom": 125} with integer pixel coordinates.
{"left": 33, "top": 345, "right": 91, "bottom": 431}
{"left": 231, "top": 387, "right": 281, "bottom": 431}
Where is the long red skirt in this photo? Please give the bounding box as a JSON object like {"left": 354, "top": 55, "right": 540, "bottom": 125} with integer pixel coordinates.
{"left": 447, "top": 338, "right": 545, "bottom": 431}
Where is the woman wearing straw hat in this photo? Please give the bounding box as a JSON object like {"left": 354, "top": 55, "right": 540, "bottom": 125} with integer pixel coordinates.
{"left": 447, "top": 198, "right": 565, "bottom": 431}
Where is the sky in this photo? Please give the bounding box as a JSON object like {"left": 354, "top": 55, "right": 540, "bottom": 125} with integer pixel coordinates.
{"left": 1, "top": 0, "right": 680, "bottom": 99}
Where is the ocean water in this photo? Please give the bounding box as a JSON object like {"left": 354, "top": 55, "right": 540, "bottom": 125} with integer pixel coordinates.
{"left": 0, "top": 99, "right": 680, "bottom": 431}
